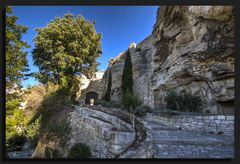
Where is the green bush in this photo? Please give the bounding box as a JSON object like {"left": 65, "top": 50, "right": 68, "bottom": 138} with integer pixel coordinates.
{"left": 96, "top": 100, "right": 111, "bottom": 108}
{"left": 135, "top": 105, "right": 148, "bottom": 117}
{"left": 7, "top": 135, "right": 27, "bottom": 151}
{"left": 164, "top": 90, "right": 178, "bottom": 111}
{"left": 68, "top": 143, "right": 91, "bottom": 158}
{"left": 109, "top": 101, "right": 122, "bottom": 108}
{"left": 164, "top": 90, "right": 203, "bottom": 112}
{"left": 96, "top": 100, "right": 122, "bottom": 109}
{"left": 122, "top": 89, "right": 142, "bottom": 112}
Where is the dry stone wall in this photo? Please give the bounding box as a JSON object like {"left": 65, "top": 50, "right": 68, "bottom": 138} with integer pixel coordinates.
{"left": 145, "top": 113, "right": 234, "bottom": 136}
{"left": 67, "top": 106, "right": 136, "bottom": 158}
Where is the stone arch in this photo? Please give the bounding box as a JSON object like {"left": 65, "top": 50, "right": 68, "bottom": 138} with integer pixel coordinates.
{"left": 85, "top": 91, "right": 99, "bottom": 105}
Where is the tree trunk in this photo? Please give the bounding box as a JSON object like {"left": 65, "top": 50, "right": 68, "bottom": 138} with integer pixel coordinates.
{"left": 50, "top": 149, "right": 54, "bottom": 158}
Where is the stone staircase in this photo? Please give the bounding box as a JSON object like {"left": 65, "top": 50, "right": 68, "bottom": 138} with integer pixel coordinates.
{"left": 146, "top": 122, "right": 234, "bottom": 159}
{"left": 69, "top": 104, "right": 234, "bottom": 159}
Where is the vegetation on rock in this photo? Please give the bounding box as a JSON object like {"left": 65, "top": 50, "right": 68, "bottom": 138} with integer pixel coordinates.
{"left": 96, "top": 100, "right": 121, "bottom": 109}
{"left": 21, "top": 84, "right": 74, "bottom": 156}
{"left": 122, "top": 89, "right": 142, "bottom": 112}
{"left": 7, "top": 135, "right": 27, "bottom": 152}
{"left": 135, "top": 105, "right": 151, "bottom": 117}
{"left": 164, "top": 90, "right": 204, "bottom": 112}
{"left": 42, "top": 119, "right": 71, "bottom": 158}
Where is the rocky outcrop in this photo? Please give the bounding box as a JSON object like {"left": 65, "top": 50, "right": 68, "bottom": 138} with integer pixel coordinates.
{"left": 98, "top": 6, "right": 234, "bottom": 114}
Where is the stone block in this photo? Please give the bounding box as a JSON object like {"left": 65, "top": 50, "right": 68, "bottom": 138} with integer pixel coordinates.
{"left": 110, "top": 132, "right": 135, "bottom": 145}
{"left": 217, "top": 116, "right": 226, "bottom": 120}
{"left": 226, "top": 116, "right": 234, "bottom": 121}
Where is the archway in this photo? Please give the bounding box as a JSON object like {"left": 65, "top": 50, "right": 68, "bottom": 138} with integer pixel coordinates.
{"left": 218, "top": 100, "right": 234, "bottom": 115}
{"left": 85, "top": 92, "right": 99, "bottom": 105}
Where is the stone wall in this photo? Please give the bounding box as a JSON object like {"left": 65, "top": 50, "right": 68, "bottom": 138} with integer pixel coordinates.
{"left": 145, "top": 113, "right": 234, "bottom": 136}
{"left": 119, "top": 119, "right": 154, "bottom": 158}
{"left": 77, "top": 72, "right": 106, "bottom": 102}
{"left": 67, "top": 106, "right": 135, "bottom": 158}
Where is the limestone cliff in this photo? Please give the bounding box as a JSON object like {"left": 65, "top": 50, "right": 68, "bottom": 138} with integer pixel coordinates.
{"left": 96, "top": 6, "right": 234, "bottom": 114}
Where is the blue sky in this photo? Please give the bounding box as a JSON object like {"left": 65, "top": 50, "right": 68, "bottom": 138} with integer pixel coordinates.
{"left": 11, "top": 6, "right": 158, "bottom": 88}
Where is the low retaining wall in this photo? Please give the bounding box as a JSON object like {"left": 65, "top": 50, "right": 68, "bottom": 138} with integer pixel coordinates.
{"left": 68, "top": 107, "right": 135, "bottom": 158}
{"left": 118, "top": 119, "right": 154, "bottom": 158}
{"left": 145, "top": 114, "right": 234, "bottom": 136}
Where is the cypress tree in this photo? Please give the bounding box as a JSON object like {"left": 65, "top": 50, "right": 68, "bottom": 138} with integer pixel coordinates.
{"left": 121, "top": 50, "right": 133, "bottom": 95}
{"left": 104, "top": 70, "right": 112, "bottom": 102}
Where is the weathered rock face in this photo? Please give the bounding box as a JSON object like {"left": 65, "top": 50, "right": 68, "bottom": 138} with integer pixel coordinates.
{"left": 151, "top": 6, "right": 234, "bottom": 114}
{"left": 99, "top": 6, "right": 234, "bottom": 114}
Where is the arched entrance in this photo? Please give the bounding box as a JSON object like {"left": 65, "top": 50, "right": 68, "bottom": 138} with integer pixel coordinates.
{"left": 85, "top": 92, "right": 99, "bottom": 105}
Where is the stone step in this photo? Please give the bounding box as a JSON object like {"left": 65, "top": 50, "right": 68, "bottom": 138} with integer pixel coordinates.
{"left": 151, "top": 129, "right": 222, "bottom": 141}
{"left": 89, "top": 116, "right": 113, "bottom": 125}
{"left": 153, "top": 139, "right": 232, "bottom": 146}
{"left": 154, "top": 144, "right": 234, "bottom": 158}
{"left": 146, "top": 122, "right": 179, "bottom": 130}
{"left": 150, "top": 126, "right": 178, "bottom": 131}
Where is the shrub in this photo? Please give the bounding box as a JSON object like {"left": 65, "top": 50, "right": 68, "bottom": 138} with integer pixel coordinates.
{"left": 122, "top": 89, "right": 142, "bottom": 112}
{"left": 164, "top": 90, "right": 203, "bottom": 112}
{"left": 7, "top": 135, "right": 27, "bottom": 151}
{"left": 109, "top": 101, "right": 122, "bottom": 108}
{"left": 41, "top": 119, "right": 71, "bottom": 158}
{"left": 96, "top": 100, "right": 111, "bottom": 108}
{"left": 96, "top": 100, "right": 122, "bottom": 109}
{"left": 164, "top": 90, "right": 178, "bottom": 111}
{"left": 143, "top": 105, "right": 153, "bottom": 113}
{"left": 26, "top": 116, "right": 42, "bottom": 149}
{"left": 68, "top": 143, "right": 91, "bottom": 158}
{"left": 135, "top": 105, "right": 152, "bottom": 116}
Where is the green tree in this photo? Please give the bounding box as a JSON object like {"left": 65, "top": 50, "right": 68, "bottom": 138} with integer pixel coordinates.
{"left": 104, "top": 70, "right": 112, "bottom": 102}
{"left": 25, "top": 116, "right": 42, "bottom": 148}
{"left": 42, "top": 119, "right": 71, "bottom": 158}
{"left": 121, "top": 50, "right": 133, "bottom": 95}
{"left": 6, "top": 6, "right": 29, "bottom": 142}
{"left": 32, "top": 13, "right": 102, "bottom": 89}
